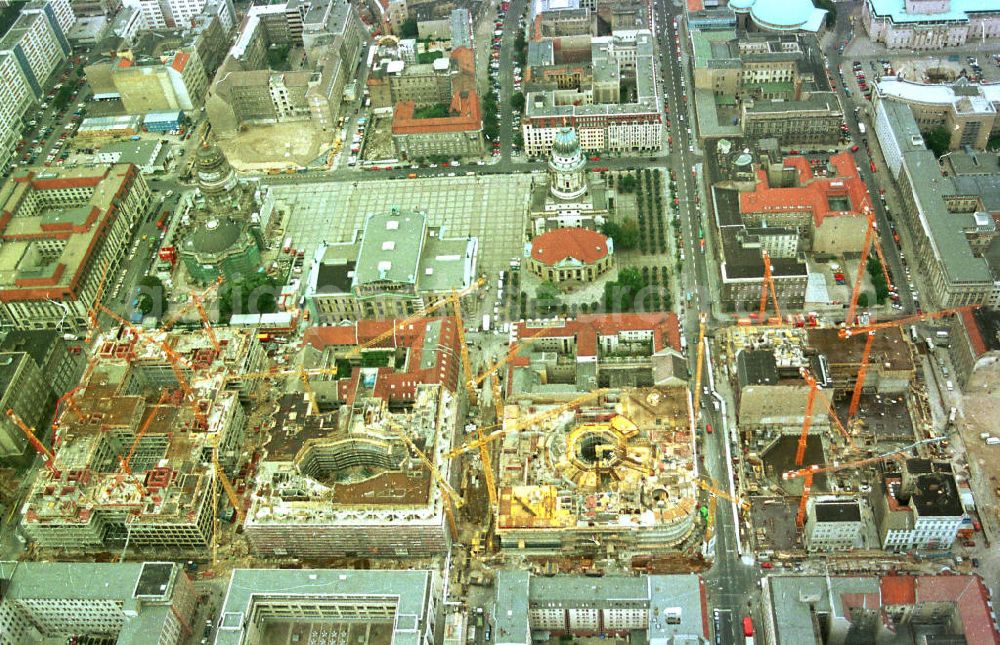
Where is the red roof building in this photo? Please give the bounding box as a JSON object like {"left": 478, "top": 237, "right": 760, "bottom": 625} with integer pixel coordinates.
{"left": 391, "top": 91, "right": 484, "bottom": 159}
{"left": 304, "top": 316, "right": 462, "bottom": 405}
{"left": 527, "top": 227, "right": 613, "bottom": 284}
{"left": 739, "top": 152, "right": 873, "bottom": 229}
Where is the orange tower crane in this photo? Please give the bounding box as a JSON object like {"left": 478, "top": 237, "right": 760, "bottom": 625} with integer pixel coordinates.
{"left": 795, "top": 368, "right": 820, "bottom": 466}
{"left": 7, "top": 410, "right": 59, "bottom": 476}
{"left": 85, "top": 259, "right": 115, "bottom": 342}
{"left": 161, "top": 277, "right": 223, "bottom": 331}
{"left": 847, "top": 332, "right": 876, "bottom": 422}
{"left": 758, "top": 250, "right": 781, "bottom": 322}
{"left": 191, "top": 294, "right": 220, "bottom": 352}
{"left": 784, "top": 435, "right": 948, "bottom": 527}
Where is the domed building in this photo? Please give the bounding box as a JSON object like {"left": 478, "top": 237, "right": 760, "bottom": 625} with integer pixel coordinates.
{"left": 526, "top": 227, "right": 613, "bottom": 285}
{"left": 730, "top": 0, "right": 827, "bottom": 32}
{"left": 179, "top": 143, "right": 262, "bottom": 285}
{"left": 529, "top": 127, "right": 609, "bottom": 235}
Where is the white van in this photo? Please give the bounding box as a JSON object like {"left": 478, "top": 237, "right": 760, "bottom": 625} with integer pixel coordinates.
{"left": 945, "top": 380, "right": 954, "bottom": 392}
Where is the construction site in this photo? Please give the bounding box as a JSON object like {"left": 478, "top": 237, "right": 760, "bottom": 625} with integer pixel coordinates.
{"left": 494, "top": 387, "right": 699, "bottom": 555}
{"left": 716, "top": 304, "right": 977, "bottom": 557}
{"left": 18, "top": 323, "right": 266, "bottom": 556}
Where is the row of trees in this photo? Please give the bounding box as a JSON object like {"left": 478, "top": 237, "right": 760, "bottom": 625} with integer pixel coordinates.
{"left": 602, "top": 265, "right": 671, "bottom": 313}
{"left": 635, "top": 168, "right": 667, "bottom": 255}
{"left": 482, "top": 91, "right": 500, "bottom": 141}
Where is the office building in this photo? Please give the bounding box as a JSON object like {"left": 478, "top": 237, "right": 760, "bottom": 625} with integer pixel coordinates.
{"left": 493, "top": 572, "right": 708, "bottom": 643}
{"left": 949, "top": 307, "right": 1000, "bottom": 390}
{"left": 804, "top": 499, "right": 863, "bottom": 552}
{"left": 0, "top": 1, "right": 71, "bottom": 99}
{"left": 874, "top": 460, "right": 964, "bottom": 552}
{"left": 0, "top": 352, "right": 54, "bottom": 459}
{"left": 215, "top": 569, "right": 438, "bottom": 645}
{"left": 762, "top": 574, "right": 1000, "bottom": 644}
{"left": 862, "top": 0, "right": 1000, "bottom": 50}
{"left": 522, "top": 31, "right": 663, "bottom": 157}
{"left": 391, "top": 90, "right": 483, "bottom": 160}
{"left": 120, "top": 0, "right": 229, "bottom": 30}
{"left": 873, "top": 95, "right": 1000, "bottom": 308}
{"left": 0, "top": 561, "right": 197, "bottom": 645}
{"left": 0, "top": 165, "right": 152, "bottom": 333}
{"left": 303, "top": 208, "right": 478, "bottom": 322}
{"left": 244, "top": 384, "right": 458, "bottom": 558}
{"left": 0, "top": 52, "right": 35, "bottom": 174}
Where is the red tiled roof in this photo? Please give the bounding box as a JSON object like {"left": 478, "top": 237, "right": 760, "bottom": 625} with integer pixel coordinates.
{"left": 171, "top": 51, "right": 189, "bottom": 72}
{"left": 392, "top": 91, "right": 481, "bottom": 135}
{"left": 117, "top": 57, "right": 132, "bottom": 68}
{"left": 739, "top": 152, "right": 873, "bottom": 228}
{"left": 304, "top": 326, "right": 358, "bottom": 348}
{"left": 915, "top": 576, "right": 1000, "bottom": 645}
{"left": 961, "top": 309, "right": 988, "bottom": 357}
{"left": 511, "top": 313, "right": 682, "bottom": 361}
{"left": 880, "top": 575, "right": 915, "bottom": 605}
{"left": 687, "top": 0, "right": 704, "bottom": 10}
{"left": 530, "top": 227, "right": 609, "bottom": 266}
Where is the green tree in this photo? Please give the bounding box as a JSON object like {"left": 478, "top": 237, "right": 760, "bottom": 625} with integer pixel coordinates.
{"left": 856, "top": 293, "right": 870, "bottom": 308}
{"left": 399, "top": 19, "right": 419, "bottom": 38}
{"left": 511, "top": 92, "right": 526, "bottom": 112}
{"left": 866, "top": 257, "right": 889, "bottom": 304}
{"left": 603, "top": 266, "right": 646, "bottom": 312}
{"left": 219, "top": 273, "right": 279, "bottom": 321}
{"left": 600, "top": 218, "right": 640, "bottom": 251}
{"left": 617, "top": 173, "right": 637, "bottom": 193}
{"left": 136, "top": 275, "right": 166, "bottom": 317}
{"left": 536, "top": 281, "right": 560, "bottom": 313}
{"left": 924, "top": 126, "right": 951, "bottom": 158}
{"left": 52, "top": 84, "right": 74, "bottom": 110}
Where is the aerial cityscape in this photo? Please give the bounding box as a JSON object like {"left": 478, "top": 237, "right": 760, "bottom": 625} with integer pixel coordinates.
{"left": 0, "top": 0, "right": 999, "bottom": 643}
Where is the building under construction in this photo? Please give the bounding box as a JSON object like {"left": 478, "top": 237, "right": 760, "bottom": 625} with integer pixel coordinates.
{"left": 495, "top": 387, "right": 698, "bottom": 554}
{"left": 244, "top": 383, "right": 458, "bottom": 559}
{"left": 19, "top": 327, "right": 264, "bottom": 552}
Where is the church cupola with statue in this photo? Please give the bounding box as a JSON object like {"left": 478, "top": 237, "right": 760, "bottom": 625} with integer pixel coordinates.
{"left": 179, "top": 143, "right": 262, "bottom": 285}
{"left": 529, "top": 126, "right": 609, "bottom": 235}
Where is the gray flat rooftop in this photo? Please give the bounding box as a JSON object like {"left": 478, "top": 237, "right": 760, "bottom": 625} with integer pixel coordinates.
{"left": 216, "top": 569, "right": 434, "bottom": 645}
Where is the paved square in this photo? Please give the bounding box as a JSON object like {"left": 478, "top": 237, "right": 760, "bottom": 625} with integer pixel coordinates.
{"left": 269, "top": 174, "right": 536, "bottom": 282}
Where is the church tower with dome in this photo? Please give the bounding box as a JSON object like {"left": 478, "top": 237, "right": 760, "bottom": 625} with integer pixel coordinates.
{"left": 529, "top": 126, "right": 609, "bottom": 235}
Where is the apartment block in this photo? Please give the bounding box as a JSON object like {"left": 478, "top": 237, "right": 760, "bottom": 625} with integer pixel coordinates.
{"left": 522, "top": 31, "right": 662, "bottom": 157}
{"left": 303, "top": 208, "right": 478, "bottom": 322}
{"left": 216, "top": 569, "right": 438, "bottom": 645}
{"left": 19, "top": 328, "right": 263, "bottom": 552}
{"left": 873, "top": 94, "right": 1000, "bottom": 308}
{"left": 0, "top": 165, "right": 152, "bottom": 333}
{"left": 862, "top": 0, "right": 1000, "bottom": 50}
{"left": 121, "top": 0, "right": 219, "bottom": 29}
{"left": 0, "top": 561, "right": 197, "bottom": 645}
{"left": 0, "top": 330, "right": 84, "bottom": 397}
{"left": 0, "top": 52, "right": 35, "bottom": 175}
{"left": 0, "top": 1, "right": 71, "bottom": 99}
{"left": 494, "top": 572, "right": 708, "bottom": 643}
{"left": 244, "top": 384, "right": 458, "bottom": 558}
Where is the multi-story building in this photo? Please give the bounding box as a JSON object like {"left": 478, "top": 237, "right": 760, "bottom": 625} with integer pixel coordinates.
{"left": 874, "top": 460, "right": 964, "bottom": 552}
{"left": 507, "top": 314, "right": 684, "bottom": 393}
{"left": 0, "top": 561, "right": 197, "bottom": 645}
{"left": 0, "top": 165, "right": 152, "bottom": 333}
{"left": 528, "top": 126, "right": 610, "bottom": 233}
{"left": 876, "top": 77, "right": 1000, "bottom": 151}
{"left": 0, "top": 52, "right": 35, "bottom": 174}
{"left": 0, "top": 1, "right": 71, "bottom": 98}
{"left": 19, "top": 328, "right": 263, "bottom": 552}
{"left": 368, "top": 56, "right": 454, "bottom": 110}
{"left": 712, "top": 187, "right": 809, "bottom": 313}
{"left": 121, "top": 0, "right": 222, "bottom": 29}
{"left": 806, "top": 327, "right": 915, "bottom": 393}
{"left": 216, "top": 569, "right": 438, "bottom": 645}
{"left": 69, "top": 0, "right": 124, "bottom": 17}
{"left": 303, "top": 208, "right": 478, "bottom": 322}
{"left": 526, "top": 227, "right": 614, "bottom": 284}
{"left": 761, "top": 574, "right": 1000, "bottom": 644}
{"left": 205, "top": 0, "right": 365, "bottom": 136}
{"left": 862, "top": 0, "right": 1000, "bottom": 50}
{"left": 0, "top": 330, "right": 84, "bottom": 397}
{"left": 948, "top": 307, "right": 1000, "bottom": 390}
{"left": 0, "top": 352, "right": 54, "bottom": 458}
{"left": 742, "top": 93, "right": 844, "bottom": 144}
{"left": 244, "top": 384, "right": 458, "bottom": 558}
{"left": 391, "top": 90, "right": 483, "bottom": 160}
{"left": 494, "top": 572, "right": 708, "bottom": 643}
{"left": 108, "top": 47, "right": 209, "bottom": 112}
{"left": 804, "top": 499, "right": 863, "bottom": 552}
{"left": 522, "top": 31, "right": 662, "bottom": 157}
{"left": 873, "top": 95, "right": 1000, "bottom": 308}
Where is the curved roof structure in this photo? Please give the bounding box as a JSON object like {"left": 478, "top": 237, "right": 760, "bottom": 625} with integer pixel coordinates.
{"left": 729, "top": 0, "right": 754, "bottom": 11}
{"left": 530, "top": 227, "right": 610, "bottom": 266}
{"left": 552, "top": 127, "right": 581, "bottom": 155}
{"left": 747, "top": 0, "right": 826, "bottom": 32}
{"left": 185, "top": 219, "right": 244, "bottom": 255}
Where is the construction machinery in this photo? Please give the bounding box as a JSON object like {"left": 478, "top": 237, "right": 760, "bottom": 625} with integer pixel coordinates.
{"left": 784, "top": 435, "right": 948, "bottom": 527}
{"left": 695, "top": 478, "right": 750, "bottom": 512}
{"left": 845, "top": 209, "right": 880, "bottom": 326}
{"left": 470, "top": 326, "right": 551, "bottom": 390}
{"left": 479, "top": 373, "right": 504, "bottom": 507}
{"left": 210, "top": 437, "right": 244, "bottom": 565}
{"left": 450, "top": 290, "right": 477, "bottom": 405}
{"left": 118, "top": 392, "right": 170, "bottom": 477}
{"left": 795, "top": 368, "right": 821, "bottom": 466}
{"left": 692, "top": 313, "right": 707, "bottom": 418}
{"left": 343, "top": 278, "right": 484, "bottom": 359}
{"left": 191, "top": 293, "right": 220, "bottom": 352}
{"left": 7, "top": 410, "right": 59, "bottom": 477}
{"left": 758, "top": 250, "right": 781, "bottom": 322}
{"left": 444, "top": 388, "right": 611, "bottom": 461}
{"left": 161, "top": 277, "right": 224, "bottom": 332}
{"left": 847, "top": 332, "right": 876, "bottom": 423}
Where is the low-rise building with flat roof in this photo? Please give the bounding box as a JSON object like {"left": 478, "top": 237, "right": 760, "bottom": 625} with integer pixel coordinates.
{"left": 804, "top": 499, "right": 863, "bottom": 552}
{"left": 95, "top": 139, "right": 167, "bottom": 173}
{"left": 493, "top": 571, "right": 708, "bottom": 643}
